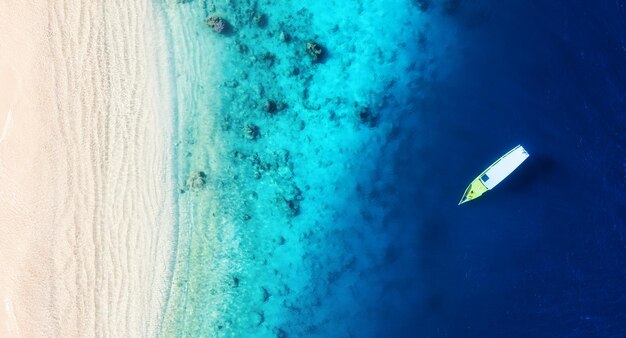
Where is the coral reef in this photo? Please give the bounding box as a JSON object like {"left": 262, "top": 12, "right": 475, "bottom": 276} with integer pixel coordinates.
{"left": 206, "top": 15, "right": 228, "bottom": 33}
{"left": 305, "top": 41, "right": 325, "bottom": 62}
{"left": 244, "top": 124, "right": 261, "bottom": 140}
{"left": 186, "top": 171, "right": 208, "bottom": 191}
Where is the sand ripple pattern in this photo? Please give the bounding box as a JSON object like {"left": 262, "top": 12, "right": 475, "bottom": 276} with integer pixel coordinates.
{"left": 43, "top": 1, "right": 174, "bottom": 336}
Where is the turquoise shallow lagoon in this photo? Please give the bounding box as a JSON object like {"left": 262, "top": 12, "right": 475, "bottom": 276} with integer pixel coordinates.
{"left": 160, "top": 0, "right": 455, "bottom": 336}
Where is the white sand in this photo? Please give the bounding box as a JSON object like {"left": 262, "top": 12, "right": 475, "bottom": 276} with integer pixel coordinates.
{"left": 0, "top": 1, "right": 174, "bottom": 336}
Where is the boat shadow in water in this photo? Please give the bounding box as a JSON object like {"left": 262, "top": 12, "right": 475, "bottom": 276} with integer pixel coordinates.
{"left": 499, "top": 154, "right": 556, "bottom": 194}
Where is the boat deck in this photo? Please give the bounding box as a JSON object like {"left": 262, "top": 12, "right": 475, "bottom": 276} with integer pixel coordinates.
{"left": 458, "top": 145, "right": 529, "bottom": 205}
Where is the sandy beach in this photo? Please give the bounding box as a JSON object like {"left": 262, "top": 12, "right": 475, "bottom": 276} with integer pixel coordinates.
{"left": 0, "top": 1, "right": 174, "bottom": 336}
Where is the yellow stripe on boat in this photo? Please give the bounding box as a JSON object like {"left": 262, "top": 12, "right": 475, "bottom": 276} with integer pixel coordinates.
{"left": 458, "top": 145, "right": 529, "bottom": 205}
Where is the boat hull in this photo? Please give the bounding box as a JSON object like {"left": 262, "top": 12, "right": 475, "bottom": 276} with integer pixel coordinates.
{"left": 459, "top": 145, "right": 529, "bottom": 205}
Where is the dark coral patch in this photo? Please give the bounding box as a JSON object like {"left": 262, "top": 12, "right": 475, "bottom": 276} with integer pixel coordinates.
{"left": 356, "top": 106, "right": 379, "bottom": 127}
{"left": 305, "top": 41, "right": 325, "bottom": 62}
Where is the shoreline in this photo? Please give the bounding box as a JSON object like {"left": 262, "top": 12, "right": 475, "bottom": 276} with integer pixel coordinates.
{"left": 0, "top": 1, "right": 175, "bottom": 336}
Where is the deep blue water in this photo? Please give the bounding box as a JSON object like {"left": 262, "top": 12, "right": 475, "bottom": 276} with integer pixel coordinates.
{"left": 370, "top": 1, "right": 626, "bottom": 337}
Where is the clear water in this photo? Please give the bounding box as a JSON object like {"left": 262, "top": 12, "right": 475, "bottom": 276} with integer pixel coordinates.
{"left": 160, "top": 0, "right": 626, "bottom": 336}
{"left": 160, "top": 0, "right": 453, "bottom": 336}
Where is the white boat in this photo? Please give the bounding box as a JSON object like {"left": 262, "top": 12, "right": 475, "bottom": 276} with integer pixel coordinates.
{"left": 459, "top": 145, "right": 530, "bottom": 205}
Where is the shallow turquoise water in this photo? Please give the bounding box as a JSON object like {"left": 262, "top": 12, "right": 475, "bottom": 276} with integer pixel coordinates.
{"left": 159, "top": 0, "right": 454, "bottom": 336}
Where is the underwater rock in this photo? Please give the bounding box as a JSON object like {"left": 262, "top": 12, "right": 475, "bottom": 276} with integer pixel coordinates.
{"left": 206, "top": 15, "right": 228, "bottom": 33}
{"left": 186, "top": 171, "right": 207, "bottom": 191}
{"left": 254, "top": 83, "right": 265, "bottom": 96}
{"left": 224, "top": 79, "right": 239, "bottom": 88}
{"left": 251, "top": 153, "right": 269, "bottom": 179}
{"left": 261, "top": 287, "right": 271, "bottom": 302}
{"left": 259, "top": 52, "right": 276, "bottom": 67}
{"left": 282, "top": 197, "right": 300, "bottom": 217}
{"left": 275, "top": 148, "right": 290, "bottom": 164}
{"left": 253, "top": 13, "right": 267, "bottom": 27}
{"left": 305, "top": 41, "right": 324, "bottom": 62}
{"left": 244, "top": 124, "right": 261, "bottom": 140}
{"left": 253, "top": 311, "right": 265, "bottom": 326}
{"left": 272, "top": 149, "right": 294, "bottom": 179}
{"left": 356, "top": 106, "right": 379, "bottom": 127}
{"left": 278, "top": 31, "right": 290, "bottom": 43}
{"left": 275, "top": 236, "right": 286, "bottom": 246}
{"left": 282, "top": 299, "right": 302, "bottom": 313}
{"left": 233, "top": 150, "right": 247, "bottom": 160}
{"left": 229, "top": 276, "right": 240, "bottom": 288}
{"left": 278, "top": 184, "right": 302, "bottom": 217}
{"left": 237, "top": 42, "right": 250, "bottom": 54}
{"left": 263, "top": 100, "right": 286, "bottom": 114}
{"left": 263, "top": 99, "right": 277, "bottom": 113}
